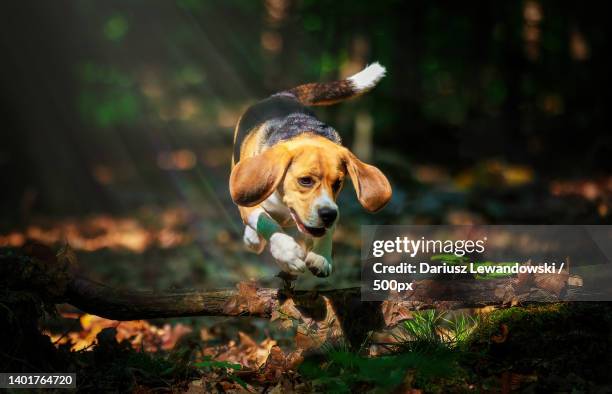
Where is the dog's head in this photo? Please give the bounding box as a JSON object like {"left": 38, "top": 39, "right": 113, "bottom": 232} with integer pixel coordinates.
{"left": 230, "top": 136, "right": 392, "bottom": 237}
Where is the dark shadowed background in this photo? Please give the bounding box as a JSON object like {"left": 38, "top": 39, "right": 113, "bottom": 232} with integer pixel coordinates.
{"left": 1, "top": 0, "right": 610, "bottom": 291}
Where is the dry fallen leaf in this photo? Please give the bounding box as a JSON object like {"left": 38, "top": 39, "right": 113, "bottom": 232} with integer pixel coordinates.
{"left": 214, "top": 331, "right": 276, "bottom": 370}
{"left": 295, "top": 325, "right": 322, "bottom": 350}
{"left": 294, "top": 296, "right": 344, "bottom": 351}
{"left": 277, "top": 298, "right": 303, "bottom": 320}
{"left": 240, "top": 282, "right": 268, "bottom": 315}
{"left": 285, "top": 349, "right": 304, "bottom": 370}
{"left": 50, "top": 313, "right": 191, "bottom": 352}
{"left": 534, "top": 270, "right": 569, "bottom": 296}
{"left": 258, "top": 345, "right": 286, "bottom": 383}
{"left": 271, "top": 298, "right": 304, "bottom": 330}
{"left": 223, "top": 281, "right": 268, "bottom": 316}
{"left": 381, "top": 300, "right": 413, "bottom": 327}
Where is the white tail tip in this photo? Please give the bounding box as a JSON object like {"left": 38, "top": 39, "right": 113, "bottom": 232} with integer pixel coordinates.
{"left": 348, "top": 62, "right": 386, "bottom": 92}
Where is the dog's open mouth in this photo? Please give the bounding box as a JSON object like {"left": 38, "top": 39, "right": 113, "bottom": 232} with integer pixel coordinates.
{"left": 290, "top": 209, "right": 326, "bottom": 237}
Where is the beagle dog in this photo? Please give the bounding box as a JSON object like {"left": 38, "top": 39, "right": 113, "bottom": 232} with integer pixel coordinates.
{"left": 229, "top": 63, "right": 391, "bottom": 277}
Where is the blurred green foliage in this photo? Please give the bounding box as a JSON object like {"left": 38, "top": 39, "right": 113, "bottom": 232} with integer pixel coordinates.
{"left": 104, "top": 14, "right": 128, "bottom": 42}
{"left": 78, "top": 63, "right": 138, "bottom": 128}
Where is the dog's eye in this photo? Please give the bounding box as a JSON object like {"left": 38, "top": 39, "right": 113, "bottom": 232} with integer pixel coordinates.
{"left": 332, "top": 179, "right": 342, "bottom": 192}
{"left": 298, "top": 176, "right": 314, "bottom": 187}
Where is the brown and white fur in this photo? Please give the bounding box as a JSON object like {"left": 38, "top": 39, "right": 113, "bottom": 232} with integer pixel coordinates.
{"left": 229, "top": 63, "right": 391, "bottom": 277}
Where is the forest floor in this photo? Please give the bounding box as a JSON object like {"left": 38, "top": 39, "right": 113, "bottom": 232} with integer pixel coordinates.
{"left": 2, "top": 159, "right": 612, "bottom": 392}
{"left": 2, "top": 241, "right": 612, "bottom": 393}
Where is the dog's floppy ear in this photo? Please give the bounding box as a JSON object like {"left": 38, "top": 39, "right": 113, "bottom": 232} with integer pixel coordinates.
{"left": 230, "top": 145, "right": 292, "bottom": 207}
{"left": 343, "top": 150, "right": 392, "bottom": 212}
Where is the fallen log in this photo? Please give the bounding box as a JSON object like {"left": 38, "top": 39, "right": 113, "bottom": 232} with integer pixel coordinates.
{"left": 64, "top": 275, "right": 569, "bottom": 348}
{"left": 66, "top": 275, "right": 514, "bottom": 321}
{"left": 1, "top": 245, "right": 583, "bottom": 347}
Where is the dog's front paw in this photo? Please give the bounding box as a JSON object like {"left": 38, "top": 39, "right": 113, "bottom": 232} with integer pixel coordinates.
{"left": 305, "top": 251, "right": 332, "bottom": 277}
{"left": 243, "top": 226, "right": 266, "bottom": 254}
{"left": 269, "top": 233, "right": 306, "bottom": 274}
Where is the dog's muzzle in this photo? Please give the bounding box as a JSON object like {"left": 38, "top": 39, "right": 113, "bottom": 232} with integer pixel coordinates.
{"left": 290, "top": 209, "right": 326, "bottom": 237}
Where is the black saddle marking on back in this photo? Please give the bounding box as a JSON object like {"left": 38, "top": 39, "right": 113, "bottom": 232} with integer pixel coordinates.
{"left": 233, "top": 95, "right": 315, "bottom": 162}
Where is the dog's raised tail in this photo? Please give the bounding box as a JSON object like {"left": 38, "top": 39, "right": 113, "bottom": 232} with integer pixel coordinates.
{"left": 283, "top": 62, "right": 386, "bottom": 106}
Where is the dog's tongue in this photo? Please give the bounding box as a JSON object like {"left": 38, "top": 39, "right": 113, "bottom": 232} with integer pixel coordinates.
{"left": 290, "top": 210, "right": 325, "bottom": 237}
{"left": 291, "top": 212, "right": 306, "bottom": 231}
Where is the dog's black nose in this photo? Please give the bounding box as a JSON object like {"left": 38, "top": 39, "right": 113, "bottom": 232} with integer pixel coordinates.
{"left": 318, "top": 207, "right": 338, "bottom": 227}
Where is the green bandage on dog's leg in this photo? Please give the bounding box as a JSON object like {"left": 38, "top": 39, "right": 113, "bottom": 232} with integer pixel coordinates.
{"left": 248, "top": 208, "right": 306, "bottom": 278}
{"left": 256, "top": 212, "right": 282, "bottom": 240}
